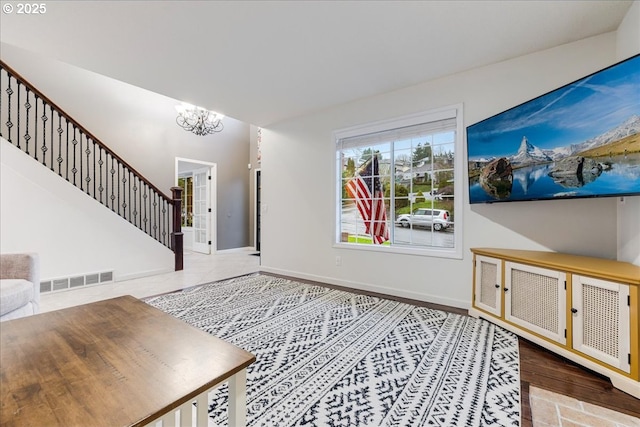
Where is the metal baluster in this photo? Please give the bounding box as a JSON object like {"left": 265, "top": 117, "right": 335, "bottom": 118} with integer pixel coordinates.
{"left": 50, "top": 105, "right": 54, "bottom": 170}
{"left": 93, "top": 139, "right": 96, "bottom": 199}
{"left": 16, "top": 81, "right": 21, "bottom": 149}
{"left": 153, "top": 190, "right": 156, "bottom": 238}
{"left": 65, "top": 121, "right": 70, "bottom": 181}
{"left": 150, "top": 191, "right": 154, "bottom": 238}
{"left": 33, "top": 92, "right": 38, "bottom": 161}
{"left": 80, "top": 132, "right": 84, "bottom": 191}
{"left": 140, "top": 180, "right": 143, "bottom": 231}
{"left": 128, "top": 170, "right": 132, "bottom": 223}
{"left": 133, "top": 177, "right": 138, "bottom": 227}
{"left": 71, "top": 126, "right": 78, "bottom": 186}
{"left": 105, "top": 154, "right": 110, "bottom": 208}
{"left": 116, "top": 162, "right": 120, "bottom": 215}
{"left": 98, "top": 147, "right": 104, "bottom": 203}
{"left": 120, "top": 166, "right": 126, "bottom": 219}
{"left": 110, "top": 157, "right": 115, "bottom": 211}
{"left": 40, "top": 97, "right": 49, "bottom": 166}
{"left": 153, "top": 192, "right": 158, "bottom": 239}
{"left": 23, "top": 87, "right": 31, "bottom": 155}
{"left": 105, "top": 154, "right": 109, "bottom": 206}
{"left": 143, "top": 185, "right": 148, "bottom": 232}
{"left": 157, "top": 193, "right": 161, "bottom": 240}
{"left": 56, "top": 114, "right": 63, "bottom": 176}
{"left": 150, "top": 190, "right": 153, "bottom": 238}
{"left": 78, "top": 132, "right": 83, "bottom": 190}
{"left": 84, "top": 136, "right": 91, "bottom": 194}
{"left": 162, "top": 199, "right": 167, "bottom": 246}
{"left": 144, "top": 183, "right": 151, "bottom": 233}
{"left": 4, "top": 73, "right": 13, "bottom": 143}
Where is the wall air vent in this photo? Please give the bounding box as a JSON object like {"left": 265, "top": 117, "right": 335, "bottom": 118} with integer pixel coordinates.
{"left": 52, "top": 278, "right": 69, "bottom": 291}
{"left": 40, "top": 270, "right": 114, "bottom": 293}
{"left": 100, "top": 271, "right": 114, "bottom": 283}
{"left": 85, "top": 273, "right": 100, "bottom": 285}
{"left": 70, "top": 276, "right": 84, "bottom": 288}
{"left": 40, "top": 280, "right": 52, "bottom": 293}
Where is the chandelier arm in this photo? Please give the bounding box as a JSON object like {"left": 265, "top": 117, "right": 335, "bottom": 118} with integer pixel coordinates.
{"left": 175, "top": 106, "right": 224, "bottom": 136}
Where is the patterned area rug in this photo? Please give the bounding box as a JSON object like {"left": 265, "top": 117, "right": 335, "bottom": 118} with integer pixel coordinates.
{"left": 145, "top": 274, "right": 521, "bottom": 426}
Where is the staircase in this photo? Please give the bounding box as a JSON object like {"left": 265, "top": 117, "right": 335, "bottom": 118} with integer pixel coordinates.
{"left": 0, "top": 60, "right": 184, "bottom": 271}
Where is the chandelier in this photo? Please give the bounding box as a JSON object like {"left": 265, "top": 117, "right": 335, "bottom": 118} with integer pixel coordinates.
{"left": 175, "top": 103, "right": 224, "bottom": 136}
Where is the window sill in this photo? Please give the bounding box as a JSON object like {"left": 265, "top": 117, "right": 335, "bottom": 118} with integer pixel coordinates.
{"left": 332, "top": 241, "right": 462, "bottom": 260}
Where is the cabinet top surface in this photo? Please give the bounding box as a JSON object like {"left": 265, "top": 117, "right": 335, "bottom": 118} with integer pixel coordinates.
{"left": 471, "top": 248, "right": 640, "bottom": 285}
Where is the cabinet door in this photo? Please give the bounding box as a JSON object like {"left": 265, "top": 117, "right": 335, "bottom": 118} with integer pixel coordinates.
{"left": 572, "top": 275, "right": 631, "bottom": 373}
{"left": 474, "top": 255, "right": 502, "bottom": 317}
{"left": 505, "top": 262, "right": 566, "bottom": 345}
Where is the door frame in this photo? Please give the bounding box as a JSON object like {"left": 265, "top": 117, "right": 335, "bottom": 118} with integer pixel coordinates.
{"left": 253, "top": 168, "right": 261, "bottom": 253}
{"left": 175, "top": 157, "right": 217, "bottom": 254}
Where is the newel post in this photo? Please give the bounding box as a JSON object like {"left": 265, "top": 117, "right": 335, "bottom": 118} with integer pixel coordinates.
{"left": 171, "top": 186, "right": 184, "bottom": 271}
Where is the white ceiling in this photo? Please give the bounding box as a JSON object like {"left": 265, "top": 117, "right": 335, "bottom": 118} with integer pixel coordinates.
{"left": 0, "top": 1, "right": 633, "bottom": 126}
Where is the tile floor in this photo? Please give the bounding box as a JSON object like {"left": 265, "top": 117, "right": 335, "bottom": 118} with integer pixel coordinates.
{"left": 40, "top": 249, "right": 261, "bottom": 313}
{"left": 39, "top": 251, "right": 639, "bottom": 426}
{"left": 530, "top": 387, "right": 640, "bottom": 427}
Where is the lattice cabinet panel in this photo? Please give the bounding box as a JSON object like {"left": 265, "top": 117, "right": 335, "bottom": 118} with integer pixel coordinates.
{"left": 504, "top": 262, "right": 566, "bottom": 345}
{"left": 572, "top": 275, "right": 631, "bottom": 373}
{"left": 474, "top": 255, "right": 502, "bottom": 317}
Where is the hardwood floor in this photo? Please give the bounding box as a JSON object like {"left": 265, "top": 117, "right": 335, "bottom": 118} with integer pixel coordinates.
{"left": 267, "top": 273, "right": 640, "bottom": 426}
{"left": 519, "top": 338, "right": 639, "bottom": 426}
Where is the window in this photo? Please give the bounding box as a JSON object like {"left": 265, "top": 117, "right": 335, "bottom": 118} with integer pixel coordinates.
{"left": 335, "top": 105, "right": 463, "bottom": 258}
{"left": 178, "top": 175, "right": 193, "bottom": 227}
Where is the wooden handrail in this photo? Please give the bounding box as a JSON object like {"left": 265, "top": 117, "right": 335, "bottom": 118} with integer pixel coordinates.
{"left": 0, "top": 59, "right": 172, "bottom": 203}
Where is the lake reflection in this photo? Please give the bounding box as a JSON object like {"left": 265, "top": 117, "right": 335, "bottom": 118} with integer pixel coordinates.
{"left": 469, "top": 153, "right": 640, "bottom": 203}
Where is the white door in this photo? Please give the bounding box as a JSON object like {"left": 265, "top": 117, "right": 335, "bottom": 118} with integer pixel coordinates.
{"left": 192, "top": 168, "right": 211, "bottom": 254}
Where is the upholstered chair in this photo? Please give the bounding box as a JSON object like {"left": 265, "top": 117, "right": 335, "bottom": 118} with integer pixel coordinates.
{"left": 0, "top": 253, "right": 40, "bottom": 321}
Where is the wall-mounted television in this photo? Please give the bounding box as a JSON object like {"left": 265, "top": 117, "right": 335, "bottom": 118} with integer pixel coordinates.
{"left": 467, "top": 54, "right": 640, "bottom": 204}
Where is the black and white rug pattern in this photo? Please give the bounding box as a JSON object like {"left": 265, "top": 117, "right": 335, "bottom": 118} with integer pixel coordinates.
{"left": 145, "top": 274, "right": 520, "bottom": 426}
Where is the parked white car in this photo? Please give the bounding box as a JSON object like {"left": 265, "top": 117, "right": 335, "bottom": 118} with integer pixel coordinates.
{"left": 395, "top": 208, "right": 452, "bottom": 231}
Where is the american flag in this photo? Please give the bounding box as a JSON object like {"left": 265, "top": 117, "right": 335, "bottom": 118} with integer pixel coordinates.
{"left": 345, "top": 154, "right": 389, "bottom": 244}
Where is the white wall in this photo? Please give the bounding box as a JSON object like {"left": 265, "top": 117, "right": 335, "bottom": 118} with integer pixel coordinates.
{"left": 259, "top": 32, "right": 624, "bottom": 309}
{"left": 0, "top": 43, "right": 251, "bottom": 250}
{"left": 1, "top": 138, "right": 174, "bottom": 282}
{"left": 616, "top": 0, "right": 640, "bottom": 266}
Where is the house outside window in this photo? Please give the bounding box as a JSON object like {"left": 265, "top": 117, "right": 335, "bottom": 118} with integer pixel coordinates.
{"left": 335, "top": 105, "right": 463, "bottom": 259}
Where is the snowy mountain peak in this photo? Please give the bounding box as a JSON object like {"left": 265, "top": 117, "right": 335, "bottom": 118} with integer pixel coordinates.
{"left": 572, "top": 114, "right": 640, "bottom": 155}
{"left": 622, "top": 114, "right": 640, "bottom": 128}
{"left": 510, "top": 136, "right": 552, "bottom": 165}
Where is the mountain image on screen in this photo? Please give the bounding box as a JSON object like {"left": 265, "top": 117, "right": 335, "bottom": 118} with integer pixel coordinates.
{"left": 466, "top": 54, "right": 640, "bottom": 204}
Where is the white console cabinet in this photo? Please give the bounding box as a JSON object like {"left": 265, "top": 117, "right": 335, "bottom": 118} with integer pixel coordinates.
{"left": 470, "top": 248, "right": 640, "bottom": 398}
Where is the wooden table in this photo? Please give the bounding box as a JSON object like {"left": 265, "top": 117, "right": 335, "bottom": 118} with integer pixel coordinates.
{"left": 0, "top": 295, "right": 255, "bottom": 427}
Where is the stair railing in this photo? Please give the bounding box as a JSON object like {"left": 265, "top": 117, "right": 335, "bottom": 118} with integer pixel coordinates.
{"left": 0, "top": 60, "right": 183, "bottom": 271}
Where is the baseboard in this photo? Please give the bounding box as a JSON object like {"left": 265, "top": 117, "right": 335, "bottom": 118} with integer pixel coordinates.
{"left": 116, "top": 267, "right": 174, "bottom": 282}
{"left": 214, "top": 246, "right": 256, "bottom": 254}
{"left": 259, "top": 266, "right": 470, "bottom": 310}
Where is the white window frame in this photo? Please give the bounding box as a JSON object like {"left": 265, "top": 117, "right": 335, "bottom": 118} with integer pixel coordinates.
{"left": 333, "top": 104, "right": 464, "bottom": 259}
